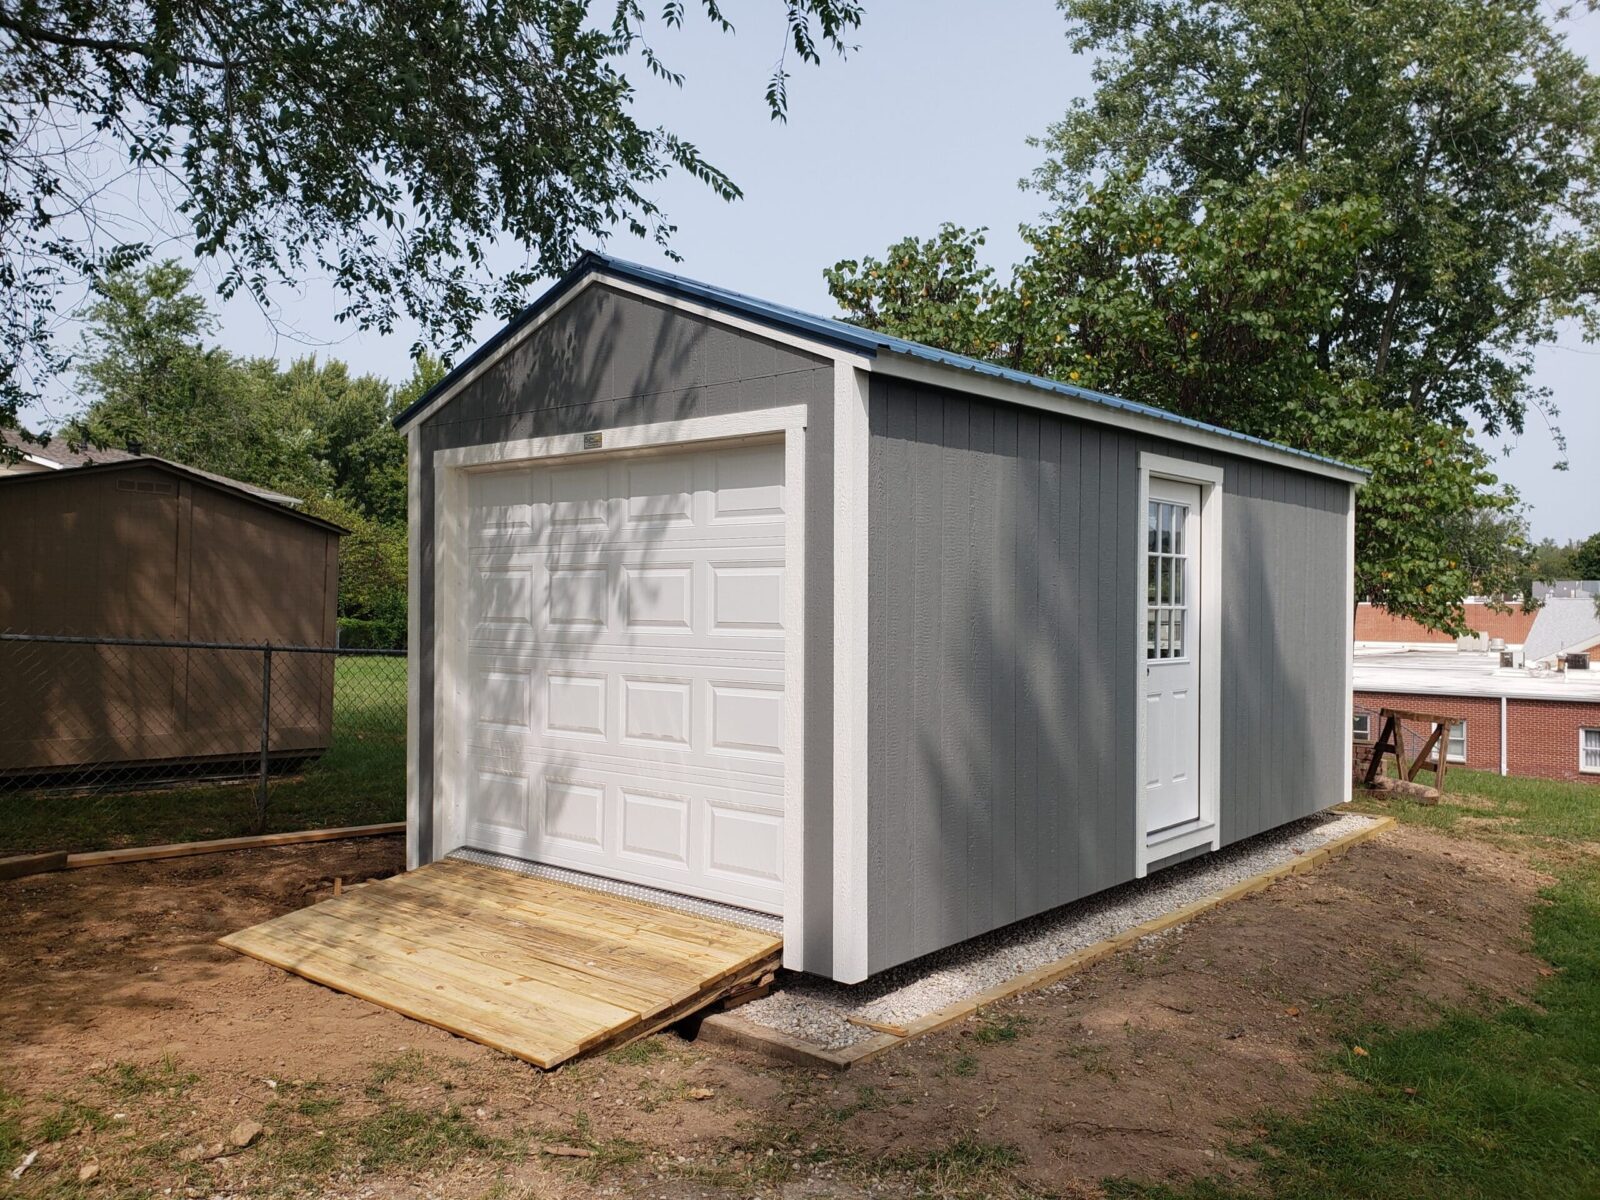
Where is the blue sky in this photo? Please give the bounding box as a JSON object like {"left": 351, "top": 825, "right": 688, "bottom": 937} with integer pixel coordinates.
{"left": 25, "top": 0, "right": 1599, "bottom": 541}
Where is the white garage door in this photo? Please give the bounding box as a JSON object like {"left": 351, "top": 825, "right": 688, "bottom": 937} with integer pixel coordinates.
{"left": 461, "top": 440, "right": 788, "bottom": 914}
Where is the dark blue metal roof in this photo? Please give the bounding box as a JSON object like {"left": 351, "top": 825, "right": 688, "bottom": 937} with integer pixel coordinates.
{"left": 393, "top": 252, "right": 1365, "bottom": 478}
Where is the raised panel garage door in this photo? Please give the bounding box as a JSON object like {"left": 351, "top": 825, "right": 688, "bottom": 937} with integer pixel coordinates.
{"left": 462, "top": 441, "right": 787, "bottom": 914}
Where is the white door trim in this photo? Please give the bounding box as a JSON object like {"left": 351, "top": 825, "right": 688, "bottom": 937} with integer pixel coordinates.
{"left": 431, "top": 406, "right": 809, "bottom": 962}
{"left": 1135, "top": 452, "right": 1224, "bottom": 876}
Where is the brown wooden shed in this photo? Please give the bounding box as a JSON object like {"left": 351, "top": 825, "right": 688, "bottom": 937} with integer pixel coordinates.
{"left": 0, "top": 458, "right": 344, "bottom": 778}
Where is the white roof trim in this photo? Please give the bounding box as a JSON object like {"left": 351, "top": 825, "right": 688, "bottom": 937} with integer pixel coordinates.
{"left": 399, "top": 269, "right": 1365, "bottom": 485}
{"left": 870, "top": 353, "right": 1366, "bottom": 485}
{"left": 394, "top": 271, "right": 870, "bottom": 433}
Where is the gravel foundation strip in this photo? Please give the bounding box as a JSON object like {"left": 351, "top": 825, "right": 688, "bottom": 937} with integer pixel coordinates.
{"left": 738, "top": 811, "right": 1381, "bottom": 1050}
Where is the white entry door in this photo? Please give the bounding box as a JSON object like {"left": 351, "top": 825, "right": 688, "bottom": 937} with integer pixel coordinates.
{"left": 460, "top": 440, "right": 788, "bottom": 914}
{"left": 1142, "top": 478, "right": 1203, "bottom": 834}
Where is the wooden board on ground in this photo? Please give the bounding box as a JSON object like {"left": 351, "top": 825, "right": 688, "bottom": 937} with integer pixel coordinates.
{"left": 219, "top": 858, "right": 781, "bottom": 1069}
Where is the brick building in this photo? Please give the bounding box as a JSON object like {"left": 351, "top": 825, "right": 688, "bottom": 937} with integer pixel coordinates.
{"left": 1354, "top": 649, "right": 1600, "bottom": 785}
{"left": 1354, "top": 602, "right": 1537, "bottom": 647}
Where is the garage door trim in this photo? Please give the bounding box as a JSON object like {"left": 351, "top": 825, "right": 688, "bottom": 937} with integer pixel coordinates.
{"left": 430, "top": 405, "right": 808, "bottom": 937}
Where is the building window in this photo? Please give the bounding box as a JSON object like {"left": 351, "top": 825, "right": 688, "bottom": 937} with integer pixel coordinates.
{"left": 1352, "top": 713, "right": 1371, "bottom": 742}
{"left": 1582, "top": 728, "right": 1600, "bottom": 775}
{"left": 1436, "top": 720, "right": 1466, "bottom": 764}
{"left": 1145, "top": 499, "right": 1190, "bottom": 660}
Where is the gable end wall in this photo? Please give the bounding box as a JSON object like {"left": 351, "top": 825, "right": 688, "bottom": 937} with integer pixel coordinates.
{"left": 413, "top": 283, "right": 837, "bottom": 967}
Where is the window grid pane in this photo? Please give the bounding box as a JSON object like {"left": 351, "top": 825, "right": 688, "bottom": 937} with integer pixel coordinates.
{"left": 1583, "top": 728, "right": 1600, "bottom": 771}
{"left": 1145, "top": 499, "right": 1191, "bottom": 661}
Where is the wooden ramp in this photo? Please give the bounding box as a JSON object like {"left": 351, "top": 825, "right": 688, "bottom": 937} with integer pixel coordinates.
{"left": 219, "top": 858, "right": 782, "bottom": 1068}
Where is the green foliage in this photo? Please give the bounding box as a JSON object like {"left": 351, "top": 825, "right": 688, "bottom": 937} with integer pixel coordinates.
{"left": 824, "top": 225, "right": 1010, "bottom": 360}
{"left": 0, "top": 0, "right": 862, "bottom": 437}
{"left": 1571, "top": 533, "right": 1600, "bottom": 582}
{"left": 829, "top": 0, "right": 1600, "bottom": 631}
{"left": 1038, "top": 0, "right": 1600, "bottom": 450}
{"left": 67, "top": 262, "right": 416, "bottom": 638}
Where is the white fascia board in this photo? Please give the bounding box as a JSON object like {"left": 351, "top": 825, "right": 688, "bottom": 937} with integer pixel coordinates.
{"left": 394, "top": 271, "right": 872, "bottom": 434}
{"left": 398, "top": 266, "right": 1362, "bottom": 492}
{"left": 871, "top": 353, "right": 1368, "bottom": 486}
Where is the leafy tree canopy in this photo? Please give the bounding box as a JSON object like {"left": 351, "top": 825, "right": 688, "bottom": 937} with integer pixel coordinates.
{"left": 65, "top": 261, "right": 433, "bottom": 644}
{"left": 827, "top": 0, "right": 1600, "bottom": 633}
{"left": 1573, "top": 533, "right": 1600, "bottom": 583}
{"left": 0, "top": 0, "right": 861, "bottom": 432}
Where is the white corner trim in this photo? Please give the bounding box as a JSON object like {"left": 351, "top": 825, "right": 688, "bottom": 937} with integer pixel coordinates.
{"left": 1345, "top": 488, "right": 1358, "bottom": 795}
{"left": 1135, "top": 452, "right": 1225, "bottom": 879}
{"left": 428, "top": 404, "right": 811, "bottom": 964}
{"left": 432, "top": 460, "right": 470, "bottom": 864}
{"left": 405, "top": 427, "right": 422, "bottom": 871}
{"left": 832, "top": 363, "right": 872, "bottom": 984}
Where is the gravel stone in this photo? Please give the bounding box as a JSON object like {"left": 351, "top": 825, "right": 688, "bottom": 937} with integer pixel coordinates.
{"left": 738, "top": 811, "right": 1381, "bottom": 1050}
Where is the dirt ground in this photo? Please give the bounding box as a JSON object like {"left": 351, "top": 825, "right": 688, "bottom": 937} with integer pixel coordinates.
{"left": 0, "top": 823, "right": 1552, "bottom": 1198}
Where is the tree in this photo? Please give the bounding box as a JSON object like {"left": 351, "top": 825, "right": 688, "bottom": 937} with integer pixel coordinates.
{"left": 1573, "top": 533, "right": 1600, "bottom": 582}
{"left": 826, "top": 0, "right": 1600, "bottom": 634}
{"left": 0, "top": 0, "right": 863, "bottom": 438}
{"left": 1033, "top": 0, "right": 1600, "bottom": 457}
{"left": 68, "top": 264, "right": 321, "bottom": 493}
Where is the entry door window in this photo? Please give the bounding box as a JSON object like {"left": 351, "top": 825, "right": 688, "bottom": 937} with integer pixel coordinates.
{"left": 1146, "top": 499, "right": 1190, "bottom": 660}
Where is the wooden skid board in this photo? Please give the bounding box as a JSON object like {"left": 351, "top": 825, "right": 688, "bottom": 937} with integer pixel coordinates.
{"left": 220, "top": 859, "right": 781, "bottom": 1069}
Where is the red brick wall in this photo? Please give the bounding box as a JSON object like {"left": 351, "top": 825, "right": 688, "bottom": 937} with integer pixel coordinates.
{"left": 1354, "top": 603, "right": 1537, "bottom": 645}
{"left": 1506, "top": 699, "right": 1600, "bottom": 782}
{"left": 1354, "top": 690, "right": 1600, "bottom": 784}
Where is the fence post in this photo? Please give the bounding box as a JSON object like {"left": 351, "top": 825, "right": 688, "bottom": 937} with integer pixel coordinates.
{"left": 256, "top": 644, "right": 273, "bottom": 834}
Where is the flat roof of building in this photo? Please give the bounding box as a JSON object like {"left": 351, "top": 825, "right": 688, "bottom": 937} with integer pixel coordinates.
{"left": 1354, "top": 647, "right": 1600, "bottom": 703}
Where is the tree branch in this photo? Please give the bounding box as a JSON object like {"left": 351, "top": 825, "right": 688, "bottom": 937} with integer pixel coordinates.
{"left": 0, "top": 10, "right": 228, "bottom": 69}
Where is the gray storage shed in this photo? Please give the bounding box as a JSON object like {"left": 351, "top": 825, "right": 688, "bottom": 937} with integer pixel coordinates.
{"left": 397, "top": 253, "right": 1363, "bottom": 984}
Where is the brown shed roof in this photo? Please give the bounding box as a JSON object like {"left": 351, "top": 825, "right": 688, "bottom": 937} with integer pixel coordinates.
{"left": 0, "top": 455, "right": 345, "bottom": 535}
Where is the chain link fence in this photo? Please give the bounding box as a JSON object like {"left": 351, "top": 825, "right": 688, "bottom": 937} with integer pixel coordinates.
{"left": 0, "top": 632, "right": 406, "bottom": 855}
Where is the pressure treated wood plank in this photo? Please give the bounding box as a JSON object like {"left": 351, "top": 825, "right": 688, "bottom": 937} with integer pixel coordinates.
{"left": 230, "top": 926, "right": 639, "bottom": 1061}
{"left": 423, "top": 859, "right": 774, "bottom": 950}
{"left": 374, "top": 879, "right": 758, "bottom": 979}
{"left": 223, "top": 928, "right": 589, "bottom": 1067}
{"left": 398, "top": 867, "right": 775, "bottom": 967}
{"left": 319, "top": 887, "right": 696, "bottom": 1016}
{"left": 219, "top": 859, "right": 783, "bottom": 1069}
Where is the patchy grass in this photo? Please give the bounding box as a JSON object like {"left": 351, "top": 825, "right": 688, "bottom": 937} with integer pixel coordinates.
{"left": 1111, "top": 775, "right": 1600, "bottom": 1199}
{"left": 889, "top": 1134, "right": 1026, "bottom": 1195}
{"left": 0, "top": 655, "right": 405, "bottom": 855}
{"left": 94, "top": 1056, "right": 198, "bottom": 1098}
{"left": 0, "top": 1088, "right": 23, "bottom": 1177}
{"left": 942, "top": 1051, "right": 980, "bottom": 1078}
{"left": 1347, "top": 764, "right": 1600, "bottom": 846}
{"left": 973, "top": 1010, "right": 1033, "bottom": 1045}
{"left": 604, "top": 1037, "right": 670, "bottom": 1067}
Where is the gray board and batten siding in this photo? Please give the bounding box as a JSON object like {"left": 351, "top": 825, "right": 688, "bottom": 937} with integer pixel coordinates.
{"left": 411, "top": 282, "right": 841, "bottom": 969}
{"left": 864, "top": 373, "right": 1351, "bottom": 975}
{"left": 406, "top": 259, "right": 1357, "bottom": 983}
